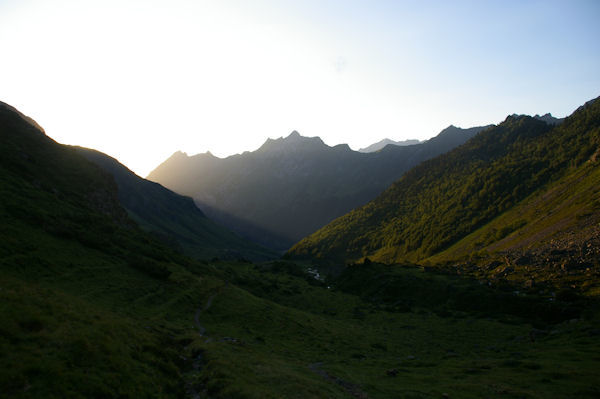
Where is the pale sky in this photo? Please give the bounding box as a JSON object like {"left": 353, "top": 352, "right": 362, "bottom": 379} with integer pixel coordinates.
{"left": 1, "top": 0, "right": 599, "bottom": 177}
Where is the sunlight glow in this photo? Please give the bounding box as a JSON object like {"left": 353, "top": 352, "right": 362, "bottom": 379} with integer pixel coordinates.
{"left": 1, "top": 0, "right": 598, "bottom": 176}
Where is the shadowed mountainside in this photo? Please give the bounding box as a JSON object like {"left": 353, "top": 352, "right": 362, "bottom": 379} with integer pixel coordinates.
{"left": 0, "top": 100, "right": 209, "bottom": 396}
{"left": 148, "top": 125, "right": 490, "bottom": 250}
{"left": 75, "top": 148, "right": 276, "bottom": 261}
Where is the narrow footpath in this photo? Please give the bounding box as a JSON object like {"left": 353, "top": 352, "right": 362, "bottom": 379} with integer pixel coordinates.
{"left": 309, "top": 362, "right": 369, "bottom": 399}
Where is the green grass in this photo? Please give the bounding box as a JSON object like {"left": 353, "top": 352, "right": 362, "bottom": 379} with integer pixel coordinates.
{"left": 4, "top": 207, "right": 599, "bottom": 398}
{"left": 3, "top": 210, "right": 600, "bottom": 398}
{"left": 0, "top": 274, "right": 182, "bottom": 398}
{"left": 186, "top": 261, "right": 600, "bottom": 398}
{"left": 428, "top": 163, "right": 600, "bottom": 261}
{"left": 425, "top": 162, "right": 600, "bottom": 295}
{"left": 0, "top": 215, "right": 213, "bottom": 398}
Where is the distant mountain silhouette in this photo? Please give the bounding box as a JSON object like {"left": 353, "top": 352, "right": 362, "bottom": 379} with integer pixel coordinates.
{"left": 359, "top": 138, "right": 421, "bottom": 153}
{"left": 148, "top": 125, "right": 490, "bottom": 250}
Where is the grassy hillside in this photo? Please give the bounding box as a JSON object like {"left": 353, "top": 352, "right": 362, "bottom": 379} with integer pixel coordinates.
{"left": 0, "top": 100, "right": 216, "bottom": 397}
{"left": 425, "top": 158, "right": 600, "bottom": 295}
{"left": 289, "top": 98, "right": 600, "bottom": 275}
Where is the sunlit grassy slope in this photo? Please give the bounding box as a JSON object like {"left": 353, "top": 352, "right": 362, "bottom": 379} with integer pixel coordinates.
{"left": 425, "top": 160, "right": 600, "bottom": 294}
{"left": 288, "top": 97, "right": 600, "bottom": 280}
{"left": 428, "top": 163, "right": 600, "bottom": 260}
{"left": 2, "top": 101, "right": 599, "bottom": 398}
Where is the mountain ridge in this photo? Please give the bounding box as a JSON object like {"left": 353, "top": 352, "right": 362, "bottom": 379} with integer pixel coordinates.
{"left": 533, "top": 113, "right": 564, "bottom": 125}
{"left": 148, "top": 124, "right": 491, "bottom": 250}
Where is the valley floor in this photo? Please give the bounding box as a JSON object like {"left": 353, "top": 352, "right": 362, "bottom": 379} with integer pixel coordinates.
{"left": 178, "top": 261, "right": 600, "bottom": 399}
{"left": 2, "top": 245, "right": 600, "bottom": 398}
{"left": 1, "top": 217, "right": 598, "bottom": 398}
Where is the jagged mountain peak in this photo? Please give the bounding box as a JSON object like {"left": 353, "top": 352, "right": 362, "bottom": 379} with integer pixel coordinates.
{"left": 257, "top": 130, "right": 326, "bottom": 153}
{"left": 159, "top": 150, "right": 190, "bottom": 165}
{"left": 506, "top": 112, "right": 564, "bottom": 126}
{"left": 172, "top": 150, "right": 189, "bottom": 158}
{"left": 438, "top": 124, "right": 465, "bottom": 134}
{"left": 533, "top": 113, "right": 564, "bottom": 125}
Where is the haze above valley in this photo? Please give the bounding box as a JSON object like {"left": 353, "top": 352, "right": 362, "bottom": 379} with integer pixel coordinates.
{"left": 1, "top": 0, "right": 599, "bottom": 177}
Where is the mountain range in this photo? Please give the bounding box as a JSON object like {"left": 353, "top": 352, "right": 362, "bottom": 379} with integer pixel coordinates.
{"left": 148, "top": 124, "right": 490, "bottom": 250}
{"left": 289, "top": 98, "right": 600, "bottom": 292}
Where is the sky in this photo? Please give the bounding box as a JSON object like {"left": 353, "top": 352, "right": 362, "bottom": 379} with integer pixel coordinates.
{"left": 1, "top": 0, "right": 599, "bottom": 177}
